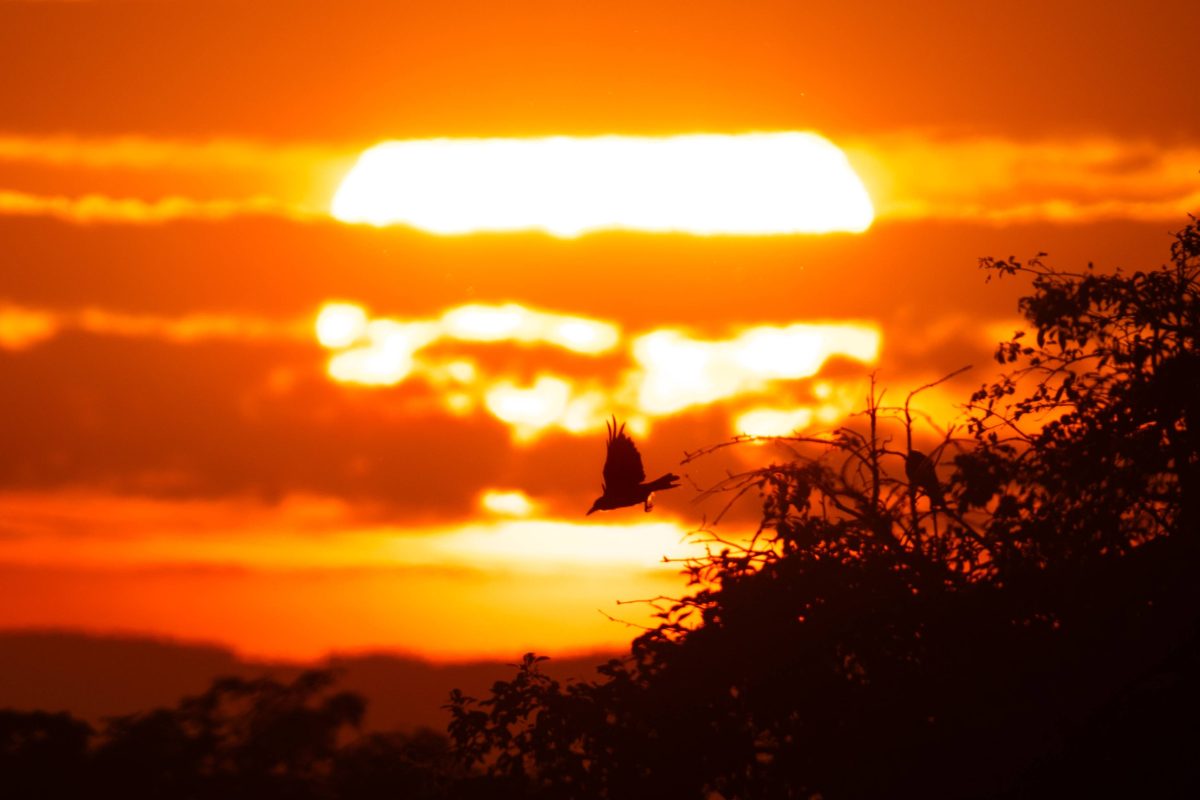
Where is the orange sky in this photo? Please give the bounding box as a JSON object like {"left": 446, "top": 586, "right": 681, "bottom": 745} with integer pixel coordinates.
{"left": 1, "top": 0, "right": 1197, "bottom": 662}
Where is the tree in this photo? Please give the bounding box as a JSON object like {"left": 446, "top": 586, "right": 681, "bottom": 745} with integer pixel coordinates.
{"left": 94, "top": 670, "right": 366, "bottom": 799}
{"left": 448, "top": 216, "right": 1200, "bottom": 799}
{"left": 0, "top": 710, "right": 92, "bottom": 799}
{"left": 1, "top": 670, "right": 464, "bottom": 800}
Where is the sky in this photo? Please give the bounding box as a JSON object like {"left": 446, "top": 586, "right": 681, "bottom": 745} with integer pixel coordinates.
{"left": 1, "top": 0, "right": 1197, "bottom": 663}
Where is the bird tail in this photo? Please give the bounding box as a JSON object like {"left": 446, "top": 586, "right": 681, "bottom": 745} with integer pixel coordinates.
{"left": 646, "top": 473, "right": 681, "bottom": 492}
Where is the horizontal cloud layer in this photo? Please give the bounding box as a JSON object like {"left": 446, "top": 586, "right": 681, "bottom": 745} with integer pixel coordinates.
{"left": 846, "top": 135, "right": 1200, "bottom": 224}
{"left": 0, "top": 489, "right": 704, "bottom": 659}
{"left": 0, "top": 133, "right": 1194, "bottom": 226}
{"left": 315, "top": 301, "right": 881, "bottom": 440}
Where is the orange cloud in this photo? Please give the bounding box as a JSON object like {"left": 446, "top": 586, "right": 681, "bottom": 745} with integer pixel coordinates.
{"left": 0, "top": 134, "right": 348, "bottom": 171}
{"left": 0, "top": 489, "right": 707, "bottom": 660}
{"left": 845, "top": 134, "right": 1200, "bottom": 223}
{"left": 0, "top": 190, "right": 314, "bottom": 224}
{"left": 628, "top": 323, "right": 881, "bottom": 415}
{"left": 0, "top": 302, "right": 309, "bottom": 348}
{"left": 0, "top": 305, "right": 59, "bottom": 350}
{"left": 317, "top": 302, "right": 882, "bottom": 441}
{"left": 0, "top": 490, "right": 704, "bottom": 573}
{"left": 479, "top": 489, "right": 538, "bottom": 517}
{"left": 3, "top": 132, "right": 1194, "bottom": 226}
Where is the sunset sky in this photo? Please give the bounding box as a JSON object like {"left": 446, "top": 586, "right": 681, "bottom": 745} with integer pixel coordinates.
{"left": 1, "top": 0, "right": 1197, "bottom": 663}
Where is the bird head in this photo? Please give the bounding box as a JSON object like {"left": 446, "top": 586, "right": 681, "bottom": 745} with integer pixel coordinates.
{"left": 586, "top": 494, "right": 614, "bottom": 515}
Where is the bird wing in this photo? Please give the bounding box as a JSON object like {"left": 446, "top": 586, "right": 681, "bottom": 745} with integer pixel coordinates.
{"left": 602, "top": 417, "right": 646, "bottom": 492}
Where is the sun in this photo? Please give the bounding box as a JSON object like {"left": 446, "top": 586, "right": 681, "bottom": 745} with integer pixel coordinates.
{"left": 331, "top": 133, "right": 874, "bottom": 237}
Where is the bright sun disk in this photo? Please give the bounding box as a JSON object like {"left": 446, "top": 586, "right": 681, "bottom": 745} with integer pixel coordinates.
{"left": 331, "top": 133, "right": 874, "bottom": 237}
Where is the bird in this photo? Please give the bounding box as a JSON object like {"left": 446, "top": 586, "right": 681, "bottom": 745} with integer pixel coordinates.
{"left": 905, "top": 449, "right": 945, "bottom": 507}
{"left": 586, "top": 417, "right": 680, "bottom": 515}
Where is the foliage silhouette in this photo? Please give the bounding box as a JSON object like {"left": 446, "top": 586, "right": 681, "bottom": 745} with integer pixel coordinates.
{"left": 446, "top": 217, "right": 1200, "bottom": 798}
{"left": 1, "top": 670, "right": 462, "bottom": 799}
{"left": 0, "top": 710, "right": 92, "bottom": 799}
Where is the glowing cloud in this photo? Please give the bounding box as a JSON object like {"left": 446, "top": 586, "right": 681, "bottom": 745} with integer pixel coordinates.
{"left": 316, "top": 301, "right": 882, "bottom": 440}
{"left": 0, "top": 490, "right": 702, "bottom": 575}
{"left": 733, "top": 400, "right": 855, "bottom": 438}
{"left": 485, "top": 376, "right": 572, "bottom": 440}
{"left": 735, "top": 407, "right": 816, "bottom": 437}
{"left": 0, "top": 306, "right": 59, "bottom": 350}
{"left": 331, "top": 133, "right": 875, "bottom": 236}
{"left": 316, "top": 301, "right": 622, "bottom": 390}
{"left": 0, "top": 302, "right": 307, "bottom": 349}
{"left": 424, "top": 519, "right": 705, "bottom": 571}
{"left": 480, "top": 489, "right": 538, "bottom": 518}
{"left": 843, "top": 134, "right": 1200, "bottom": 224}
{"left": 631, "top": 323, "right": 881, "bottom": 415}
{"left": 0, "top": 190, "right": 310, "bottom": 224}
{"left": 442, "top": 303, "right": 620, "bottom": 353}
{"left": 315, "top": 303, "right": 369, "bottom": 348}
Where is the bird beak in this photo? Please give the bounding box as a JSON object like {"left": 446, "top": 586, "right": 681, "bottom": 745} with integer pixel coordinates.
{"left": 586, "top": 507, "right": 597, "bottom": 516}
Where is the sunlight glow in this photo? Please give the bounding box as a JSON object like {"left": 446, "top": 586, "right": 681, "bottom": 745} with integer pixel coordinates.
{"left": 0, "top": 490, "right": 711, "bottom": 659}
{"left": 331, "top": 133, "right": 875, "bottom": 236}
{"left": 0, "top": 302, "right": 306, "bottom": 350}
{"left": 426, "top": 519, "right": 703, "bottom": 570}
{"left": 318, "top": 302, "right": 621, "bottom": 388}
{"left": 484, "top": 377, "right": 571, "bottom": 439}
{"left": 0, "top": 491, "right": 705, "bottom": 574}
{"left": 632, "top": 323, "right": 881, "bottom": 415}
{"left": 442, "top": 303, "right": 620, "bottom": 353}
{"left": 735, "top": 407, "right": 816, "bottom": 437}
{"left": 480, "top": 489, "right": 537, "bottom": 517}
{"left": 326, "top": 319, "right": 438, "bottom": 386}
{"left": 0, "top": 305, "right": 58, "bottom": 350}
{"left": 315, "top": 303, "right": 368, "bottom": 348}
{"left": 315, "top": 302, "right": 881, "bottom": 441}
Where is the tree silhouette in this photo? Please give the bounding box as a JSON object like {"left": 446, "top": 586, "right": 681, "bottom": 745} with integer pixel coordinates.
{"left": 447, "top": 216, "right": 1200, "bottom": 798}
{"left": 0, "top": 710, "right": 92, "bottom": 799}
{"left": 92, "top": 670, "right": 367, "bottom": 799}
{"left": 1, "top": 669, "right": 462, "bottom": 800}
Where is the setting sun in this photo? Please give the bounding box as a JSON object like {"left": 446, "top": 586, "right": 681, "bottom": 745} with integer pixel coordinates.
{"left": 331, "top": 133, "right": 875, "bottom": 236}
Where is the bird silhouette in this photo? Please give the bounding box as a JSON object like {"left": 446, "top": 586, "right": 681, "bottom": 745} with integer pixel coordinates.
{"left": 587, "top": 417, "right": 680, "bottom": 514}
{"left": 905, "top": 449, "right": 945, "bottom": 507}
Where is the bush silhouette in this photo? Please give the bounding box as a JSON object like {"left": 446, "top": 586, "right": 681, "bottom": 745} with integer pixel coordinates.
{"left": 447, "top": 217, "right": 1200, "bottom": 798}
{"left": 1, "top": 670, "right": 460, "bottom": 799}
{"left": 0, "top": 710, "right": 92, "bottom": 799}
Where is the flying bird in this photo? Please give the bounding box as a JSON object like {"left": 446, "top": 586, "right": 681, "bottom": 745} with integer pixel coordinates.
{"left": 905, "top": 449, "right": 945, "bottom": 507}
{"left": 587, "top": 417, "right": 680, "bottom": 515}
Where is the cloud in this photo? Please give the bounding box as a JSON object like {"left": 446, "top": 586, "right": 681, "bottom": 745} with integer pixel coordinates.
{"left": 0, "top": 134, "right": 348, "bottom": 170}
{"left": 0, "top": 304, "right": 58, "bottom": 350}
{"left": 628, "top": 323, "right": 881, "bottom": 415}
{"left": 0, "top": 134, "right": 357, "bottom": 223}
{"left": 0, "top": 487, "right": 708, "bottom": 572}
{"left": 316, "top": 301, "right": 882, "bottom": 441}
{"left": 845, "top": 134, "right": 1200, "bottom": 224}
{"left": 0, "top": 330, "right": 514, "bottom": 512}
{"left": 479, "top": 489, "right": 538, "bottom": 517}
{"left": 2, "top": 131, "right": 1195, "bottom": 227}
{"left": 0, "top": 488, "right": 705, "bottom": 659}
{"left": 0, "top": 301, "right": 309, "bottom": 350}
{"left": 0, "top": 287, "right": 1023, "bottom": 519}
{"left": 0, "top": 190, "right": 314, "bottom": 224}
